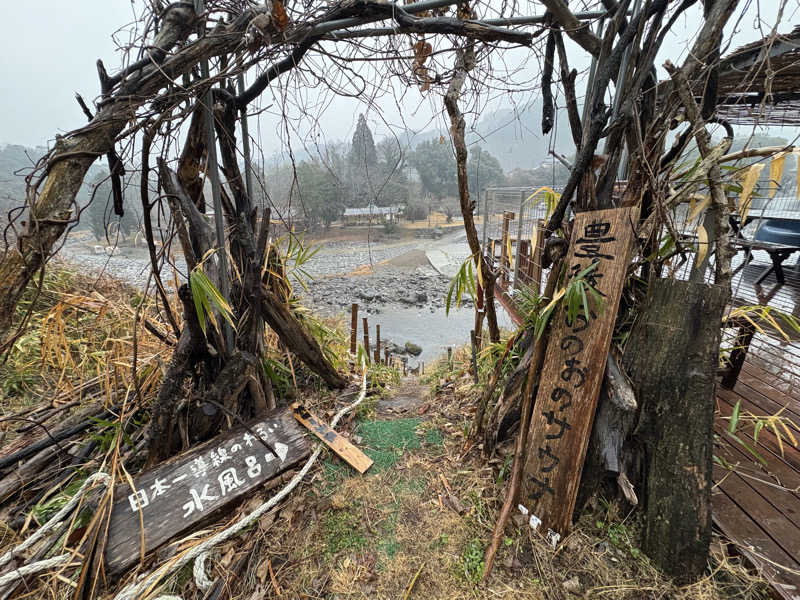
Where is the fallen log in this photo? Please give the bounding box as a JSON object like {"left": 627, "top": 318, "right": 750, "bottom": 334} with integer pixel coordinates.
{"left": 259, "top": 289, "right": 347, "bottom": 389}
{"left": 0, "top": 402, "right": 114, "bottom": 472}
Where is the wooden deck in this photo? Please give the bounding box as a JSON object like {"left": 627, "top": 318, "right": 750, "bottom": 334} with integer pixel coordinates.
{"left": 714, "top": 354, "right": 800, "bottom": 600}
{"left": 492, "top": 249, "right": 800, "bottom": 598}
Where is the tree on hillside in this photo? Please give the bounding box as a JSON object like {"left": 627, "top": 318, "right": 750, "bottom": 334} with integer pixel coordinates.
{"left": 409, "top": 140, "right": 504, "bottom": 203}
{"left": 467, "top": 146, "right": 505, "bottom": 198}
{"left": 375, "top": 137, "right": 410, "bottom": 206}
{"left": 293, "top": 160, "right": 344, "bottom": 229}
{"left": 409, "top": 139, "right": 457, "bottom": 199}
{"left": 348, "top": 114, "right": 378, "bottom": 206}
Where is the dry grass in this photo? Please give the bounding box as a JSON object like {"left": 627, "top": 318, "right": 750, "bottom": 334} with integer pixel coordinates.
{"left": 164, "top": 360, "right": 771, "bottom": 600}
{"left": 0, "top": 262, "right": 171, "bottom": 438}
{"left": 0, "top": 268, "right": 774, "bottom": 600}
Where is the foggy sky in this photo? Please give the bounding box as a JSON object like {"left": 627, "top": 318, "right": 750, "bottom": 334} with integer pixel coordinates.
{"left": 0, "top": 1, "right": 794, "bottom": 157}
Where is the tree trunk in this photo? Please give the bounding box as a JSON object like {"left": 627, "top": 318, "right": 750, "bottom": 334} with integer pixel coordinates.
{"left": 624, "top": 278, "right": 728, "bottom": 583}
{"left": 0, "top": 4, "right": 198, "bottom": 346}
{"left": 444, "top": 45, "right": 500, "bottom": 344}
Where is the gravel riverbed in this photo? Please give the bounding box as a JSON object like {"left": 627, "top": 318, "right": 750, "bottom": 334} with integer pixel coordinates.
{"left": 57, "top": 231, "right": 478, "bottom": 363}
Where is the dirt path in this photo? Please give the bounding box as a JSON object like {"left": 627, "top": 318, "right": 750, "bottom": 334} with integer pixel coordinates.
{"left": 376, "top": 377, "right": 428, "bottom": 416}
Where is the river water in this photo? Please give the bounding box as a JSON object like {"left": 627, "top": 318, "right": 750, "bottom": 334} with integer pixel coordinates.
{"left": 59, "top": 227, "right": 516, "bottom": 364}
{"left": 354, "top": 304, "right": 515, "bottom": 366}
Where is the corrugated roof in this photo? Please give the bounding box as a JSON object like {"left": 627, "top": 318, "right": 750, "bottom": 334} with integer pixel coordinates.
{"left": 343, "top": 204, "right": 403, "bottom": 216}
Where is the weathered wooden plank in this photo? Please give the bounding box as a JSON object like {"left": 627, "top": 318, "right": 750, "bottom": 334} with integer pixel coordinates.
{"left": 711, "top": 483, "right": 800, "bottom": 600}
{"left": 520, "top": 206, "right": 637, "bottom": 535}
{"left": 739, "top": 362, "right": 800, "bottom": 416}
{"left": 292, "top": 403, "right": 373, "bottom": 473}
{"left": 625, "top": 279, "right": 729, "bottom": 583}
{"left": 530, "top": 219, "right": 546, "bottom": 294}
{"left": 500, "top": 211, "right": 514, "bottom": 283}
{"left": 350, "top": 303, "right": 359, "bottom": 354}
{"left": 105, "top": 406, "right": 309, "bottom": 574}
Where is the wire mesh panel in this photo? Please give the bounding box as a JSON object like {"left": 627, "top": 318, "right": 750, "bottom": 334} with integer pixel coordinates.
{"left": 481, "top": 186, "right": 563, "bottom": 298}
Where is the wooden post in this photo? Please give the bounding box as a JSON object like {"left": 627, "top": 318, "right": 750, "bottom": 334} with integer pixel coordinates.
{"left": 482, "top": 188, "right": 490, "bottom": 250}
{"left": 384, "top": 348, "right": 390, "bottom": 366}
{"left": 721, "top": 321, "right": 756, "bottom": 389}
{"left": 474, "top": 308, "right": 484, "bottom": 350}
{"left": 447, "top": 347, "right": 453, "bottom": 370}
{"left": 350, "top": 303, "right": 359, "bottom": 355}
{"left": 530, "top": 219, "right": 546, "bottom": 294}
{"left": 375, "top": 324, "right": 381, "bottom": 364}
{"left": 470, "top": 330, "right": 479, "bottom": 384}
{"left": 362, "top": 317, "right": 370, "bottom": 363}
{"left": 516, "top": 240, "right": 531, "bottom": 288}
{"left": 624, "top": 278, "right": 729, "bottom": 583}
{"left": 500, "top": 211, "right": 515, "bottom": 284}
{"left": 513, "top": 191, "right": 525, "bottom": 290}
{"left": 520, "top": 207, "right": 638, "bottom": 535}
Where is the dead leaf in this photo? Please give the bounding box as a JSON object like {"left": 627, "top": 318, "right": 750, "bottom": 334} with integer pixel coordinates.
{"left": 272, "top": 0, "right": 289, "bottom": 31}
{"left": 244, "top": 495, "right": 263, "bottom": 513}
{"left": 563, "top": 576, "right": 582, "bottom": 595}
{"left": 769, "top": 150, "right": 788, "bottom": 197}
{"left": 256, "top": 558, "right": 270, "bottom": 584}
{"left": 259, "top": 510, "right": 276, "bottom": 532}
{"left": 220, "top": 546, "right": 235, "bottom": 568}
{"left": 695, "top": 224, "right": 709, "bottom": 268}
{"left": 444, "top": 493, "right": 467, "bottom": 515}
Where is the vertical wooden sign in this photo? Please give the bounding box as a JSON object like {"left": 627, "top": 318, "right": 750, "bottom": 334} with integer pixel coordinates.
{"left": 521, "top": 206, "right": 638, "bottom": 536}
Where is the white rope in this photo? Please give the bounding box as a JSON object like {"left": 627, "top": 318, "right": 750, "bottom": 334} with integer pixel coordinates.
{"left": 114, "top": 370, "right": 368, "bottom": 600}
{"left": 0, "top": 553, "right": 73, "bottom": 588}
{"left": 192, "top": 551, "right": 213, "bottom": 591}
{"left": 0, "top": 472, "right": 111, "bottom": 569}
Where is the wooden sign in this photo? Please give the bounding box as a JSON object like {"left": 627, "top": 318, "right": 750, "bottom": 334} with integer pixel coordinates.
{"left": 521, "top": 206, "right": 638, "bottom": 536}
{"left": 105, "top": 407, "right": 309, "bottom": 574}
{"left": 291, "top": 403, "right": 373, "bottom": 474}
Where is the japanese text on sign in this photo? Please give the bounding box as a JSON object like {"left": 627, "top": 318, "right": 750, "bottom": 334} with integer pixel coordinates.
{"left": 126, "top": 419, "right": 290, "bottom": 519}
{"left": 529, "top": 218, "right": 616, "bottom": 499}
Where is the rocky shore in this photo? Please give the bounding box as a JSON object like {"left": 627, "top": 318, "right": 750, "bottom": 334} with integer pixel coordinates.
{"left": 58, "top": 230, "right": 476, "bottom": 363}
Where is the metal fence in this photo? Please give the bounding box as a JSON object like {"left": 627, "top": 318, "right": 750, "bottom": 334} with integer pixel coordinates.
{"left": 480, "top": 186, "right": 563, "bottom": 296}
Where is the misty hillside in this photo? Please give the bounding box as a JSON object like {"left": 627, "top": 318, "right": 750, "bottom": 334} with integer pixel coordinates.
{"left": 465, "top": 104, "right": 575, "bottom": 171}
{"left": 393, "top": 103, "right": 575, "bottom": 172}
{"left": 0, "top": 144, "right": 101, "bottom": 226}
{"left": 0, "top": 144, "right": 45, "bottom": 218}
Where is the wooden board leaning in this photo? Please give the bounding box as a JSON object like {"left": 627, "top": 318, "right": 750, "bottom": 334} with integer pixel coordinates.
{"left": 520, "top": 206, "right": 638, "bottom": 536}
{"left": 291, "top": 403, "right": 373, "bottom": 474}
